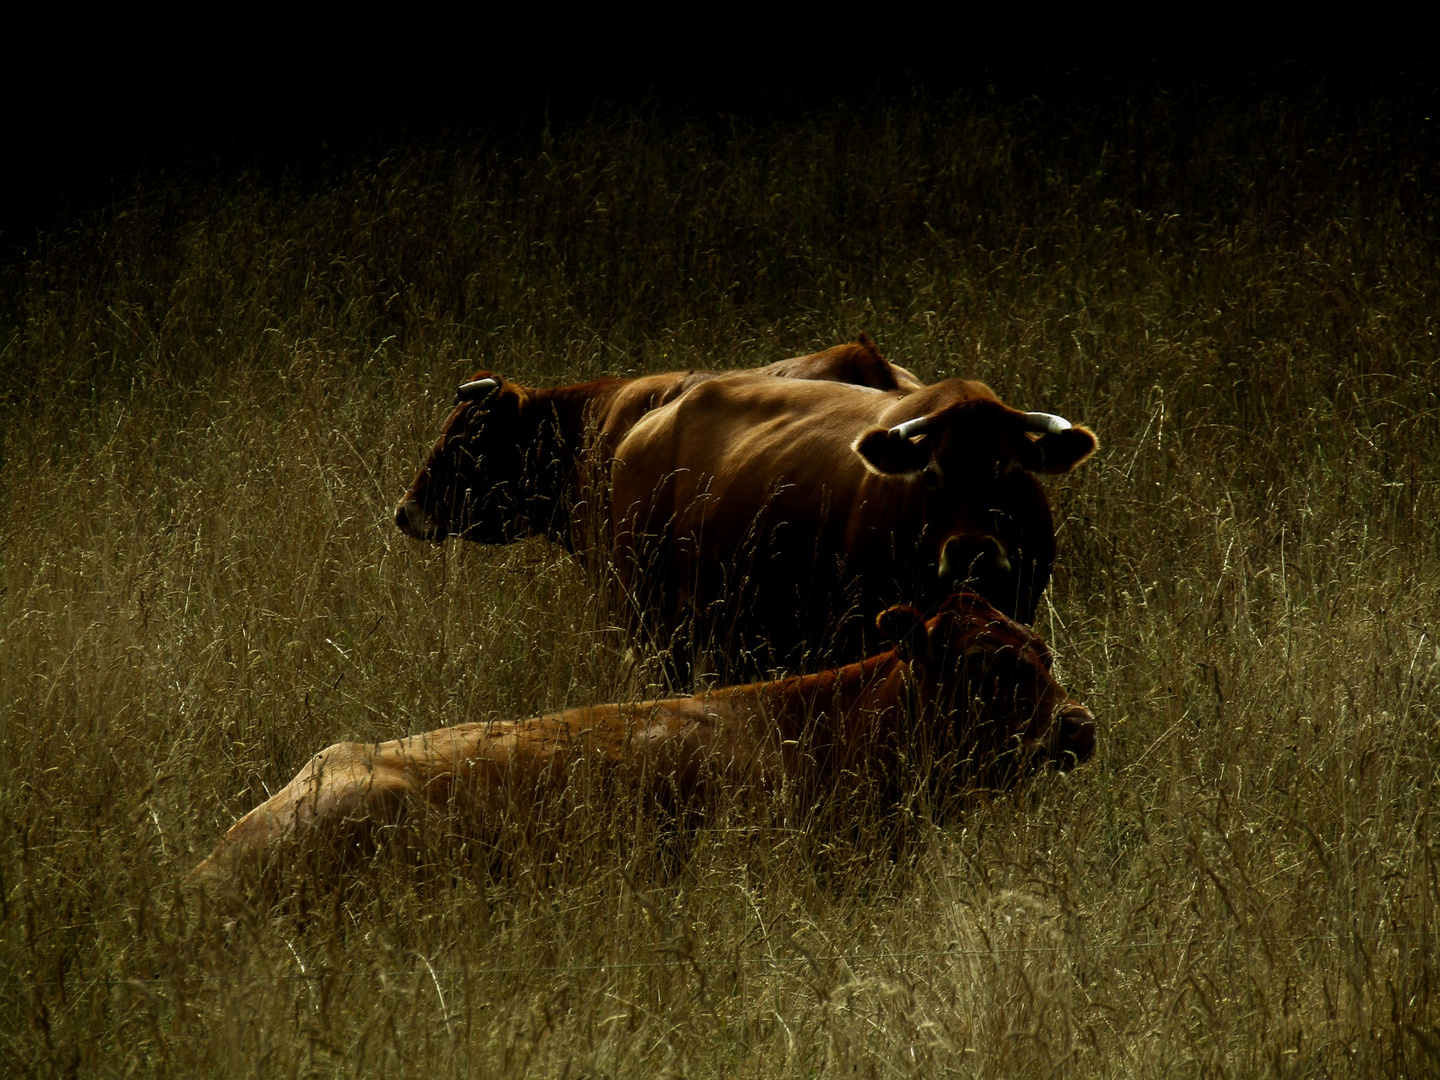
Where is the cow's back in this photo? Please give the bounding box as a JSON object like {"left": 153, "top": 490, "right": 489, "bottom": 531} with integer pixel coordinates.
{"left": 615, "top": 373, "right": 999, "bottom": 543}
{"left": 591, "top": 371, "right": 713, "bottom": 459}
{"left": 756, "top": 339, "right": 925, "bottom": 392}
{"left": 616, "top": 375, "right": 904, "bottom": 542}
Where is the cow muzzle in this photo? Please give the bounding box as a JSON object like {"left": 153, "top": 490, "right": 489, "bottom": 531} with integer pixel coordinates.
{"left": 395, "top": 499, "right": 441, "bottom": 541}
{"left": 1051, "top": 705, "right": 1096, "bottom": 770}
{"left": 938, "top": 534, "right": 1012, "bottom": 582}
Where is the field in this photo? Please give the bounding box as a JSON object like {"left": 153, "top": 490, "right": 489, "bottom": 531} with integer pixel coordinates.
{"left": 2, "top": 83, "right": 1439, "bottom": 1076}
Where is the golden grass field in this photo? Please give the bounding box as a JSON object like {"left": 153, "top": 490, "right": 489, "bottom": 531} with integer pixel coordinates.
{"left": 2, "top": 86, "right": 1438, "bottom": 1076}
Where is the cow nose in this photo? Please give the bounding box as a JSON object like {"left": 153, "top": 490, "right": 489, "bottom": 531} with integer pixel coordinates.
{"left": 395, "top": 500, "right": 434, "bottom": 540}
{"left": 938, "top": 535, "right": 1011, "bottom": 581}
{"left": 1055, "top": 706, "right": 1096, "bottom": 769}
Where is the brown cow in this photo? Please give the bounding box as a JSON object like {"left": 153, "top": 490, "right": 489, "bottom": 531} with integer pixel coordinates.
{"left": 393, "top": 336, "right": 920, "bottom": 554}
{"left": 612, "top": 373, "right": 1097, "bottom": 678}
{"left": 189, "top": 594, "right": 1095, "bottom": 890}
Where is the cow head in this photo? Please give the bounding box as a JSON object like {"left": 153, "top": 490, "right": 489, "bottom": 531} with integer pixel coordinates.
{"left": 395, "top": 374, "right": 568, "bottom": 544}
{"left": 852, "top": 398, "right": 1096, "bottom": 623}
{"left": 878, "top": 593, "right": 1096, "bottom": 787}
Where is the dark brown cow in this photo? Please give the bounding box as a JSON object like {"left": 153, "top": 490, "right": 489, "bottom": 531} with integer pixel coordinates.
{"left": 393, "top": 336, "right": 920, "bottom": 553}
{"left": 612, "top": 373, "right": 1097, "bottom": 677}
{"left": 189, "top": 594, "right": 1095, "bottom": 889}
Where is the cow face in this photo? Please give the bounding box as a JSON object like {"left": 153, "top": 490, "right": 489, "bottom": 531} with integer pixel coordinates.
{"left": 854, "top": 400, "right": 1097, "bottom": 623}
{"left": 394, "top": 375, "right": 550, "bottom": 544}
{"left": 877, "top": 593, "right": 1096, "bottom": 788}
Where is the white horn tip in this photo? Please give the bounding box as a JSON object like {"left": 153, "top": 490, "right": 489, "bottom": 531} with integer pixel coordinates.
{"left": 1025, "top": 411, "right": 1072, "bottom": 434}
{"left": 457, "top": 377, "right": 500, "bottom": 397}
{"left": 888, "top": 416, "right": 932, "bottom": 440}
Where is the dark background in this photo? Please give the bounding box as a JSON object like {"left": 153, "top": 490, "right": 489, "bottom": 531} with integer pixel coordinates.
{"left": 4, "top": 30, "right": 1433, "bottom": 256}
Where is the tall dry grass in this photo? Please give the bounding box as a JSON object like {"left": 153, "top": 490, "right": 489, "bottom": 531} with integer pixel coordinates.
{"left": 2, "top": 86, "right": 1438, "bottom": 1076}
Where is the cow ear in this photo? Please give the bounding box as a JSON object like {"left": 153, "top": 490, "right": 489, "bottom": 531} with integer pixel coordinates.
{"left": 852, "top": 428, "right": 931, "bottom": 477}
{"left": 877, "top": 605, "right": 929, "bottom": 663}
{"left": 1020, "top": 426, "right": 1098, "bottom": 474}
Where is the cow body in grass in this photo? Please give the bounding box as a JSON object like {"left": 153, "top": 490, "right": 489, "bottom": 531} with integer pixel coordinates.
{"left": 611, "top": 374, "right": 1096, "bottom": 677}
{"left": 190, "top": 594, "right": 1095, "bottom": 889}
{"left": 393, "top": 336, "right": 920, "bottom": 553}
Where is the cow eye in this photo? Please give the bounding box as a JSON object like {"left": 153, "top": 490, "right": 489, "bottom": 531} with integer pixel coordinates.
{"left": 924, "top": 465, "right": 943, "bottom": 491}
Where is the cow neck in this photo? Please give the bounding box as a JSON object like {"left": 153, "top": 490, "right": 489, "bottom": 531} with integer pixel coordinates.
{"left": 528, "top": 378, "right": 625, "bottom": 450}
{"left": 516, "top": 379, "right": 623, "bottom": 543}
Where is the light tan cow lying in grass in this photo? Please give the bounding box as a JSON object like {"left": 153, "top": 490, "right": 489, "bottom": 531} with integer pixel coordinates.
{"left": 191, "top": 594, "right": 1095, "bottom": 890}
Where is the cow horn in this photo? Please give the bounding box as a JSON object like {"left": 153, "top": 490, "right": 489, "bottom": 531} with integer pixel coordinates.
{"left": 1023, "top": 411, "right": 1072, "bottom": 434}
{"left": 888, "top": 415, "right": 936, "bottom": 440}
{"left": 456, "top": 377, "right": 500, "bottom": 401}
